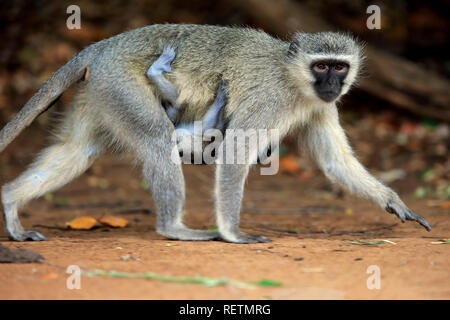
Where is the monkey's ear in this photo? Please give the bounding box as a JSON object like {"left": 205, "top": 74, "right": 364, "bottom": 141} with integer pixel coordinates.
{"left": 287, "top": 41, "right": 298, "bottom": 59}
{"left": 82, "top": 67, "right": 90, "bottom": 81}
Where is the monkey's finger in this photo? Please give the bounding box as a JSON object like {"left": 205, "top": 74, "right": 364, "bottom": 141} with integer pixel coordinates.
{"left": 385, "top": 202, "right": 406, "bottom": 223}
{"left": 405, "top": 210, "right": 432, "bottom": 231}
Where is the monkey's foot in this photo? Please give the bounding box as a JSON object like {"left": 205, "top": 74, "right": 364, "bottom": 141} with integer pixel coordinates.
{"left": 385, "top": 201, "right": 431, "bottom": 231}
{"left": 220, "top": 231, "right": 272, "bottom": 244}
{"left": 9, "top": 230, "right": 48, "bottom": 241}
{"left": 158, "top": 227, "right": 220, "bottom": 241}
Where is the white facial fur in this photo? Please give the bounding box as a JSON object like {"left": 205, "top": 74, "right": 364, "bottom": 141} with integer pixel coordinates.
{"left": 288, "top": 52, "right": 361, "bottom": 102}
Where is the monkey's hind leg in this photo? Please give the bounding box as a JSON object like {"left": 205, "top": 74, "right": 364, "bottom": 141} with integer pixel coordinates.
{"left": 96, "top": 79, "right": 218, "bottom": 241}
{"left": 1, "top": 108, "right": 104, "bottom": 241}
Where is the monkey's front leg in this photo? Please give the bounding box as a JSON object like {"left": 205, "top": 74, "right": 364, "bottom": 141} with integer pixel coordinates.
{"left": 302, "top": 107, "right": 431, "bottom": 231}
{"left": 215, "top": 163, "right": 271, "bottom": 243}
{"left": 214, "top": 134, "right": 272, "bottom": 243}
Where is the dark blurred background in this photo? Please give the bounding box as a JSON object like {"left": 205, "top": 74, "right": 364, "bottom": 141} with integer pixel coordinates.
{"left": 0, "top": 0, "right": 449, "bottom": 202}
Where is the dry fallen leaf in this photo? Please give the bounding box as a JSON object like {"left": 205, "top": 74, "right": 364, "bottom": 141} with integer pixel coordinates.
{"left": 67, "top": 216, "right": 98, "bottom": 230}
{"left": 279, "top": 155, "right": 300, "bottom": 174}
{"left": 40, "top": 273, "right": 58, "bottom": 280}
{"left": 99, "top": 216, "right": 128, "bottom": 228}
{"left": 439, "top": 201, "right": 450, "bottom": 209}
{"left": 297, "top": 170, "right": 314, "bottom": 181}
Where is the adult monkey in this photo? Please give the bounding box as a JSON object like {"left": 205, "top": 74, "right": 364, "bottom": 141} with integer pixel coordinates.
{"left": 0, "top": 24, "right": 431, "bottom": 243}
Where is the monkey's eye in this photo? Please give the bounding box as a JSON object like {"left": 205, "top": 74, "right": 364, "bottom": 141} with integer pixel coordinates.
{"left": 313, "top": 63, "right": 328, "bottom": 72}
{"left": 334, "top": 64, "right": 348, "bottom": 73}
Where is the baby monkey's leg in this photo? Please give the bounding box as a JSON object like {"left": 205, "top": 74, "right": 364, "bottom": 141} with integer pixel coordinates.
{"left": 147, "top": 46, "right": 179, "bottom": 122}
{"left": 202, "top": 80, "right": 228, "bottom": 132}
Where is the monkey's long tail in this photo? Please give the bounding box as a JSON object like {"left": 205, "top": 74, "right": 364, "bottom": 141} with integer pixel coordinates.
{"left": 0, "top": 51, "right": 91, "bottom": 153}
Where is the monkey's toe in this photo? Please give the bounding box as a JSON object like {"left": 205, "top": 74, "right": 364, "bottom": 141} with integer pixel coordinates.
{"left": 10, "top": 230, "right": 48, "bottom": 241}
{"left": 221, "top": 231, "right": 272, "bottom": 244}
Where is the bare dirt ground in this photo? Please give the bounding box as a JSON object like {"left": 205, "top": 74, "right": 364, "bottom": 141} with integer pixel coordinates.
{"left": 0, "top": 141, "right": 449, "bottom": 300}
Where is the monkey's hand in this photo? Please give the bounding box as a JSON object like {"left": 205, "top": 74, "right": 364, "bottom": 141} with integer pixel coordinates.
{"left": 385, "top": 198, "right": 431, "bottom": 231}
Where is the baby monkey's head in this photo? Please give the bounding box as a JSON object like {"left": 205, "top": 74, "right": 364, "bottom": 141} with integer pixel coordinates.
{"left": 287, "top": 31, "right": 364, "bottom": 103}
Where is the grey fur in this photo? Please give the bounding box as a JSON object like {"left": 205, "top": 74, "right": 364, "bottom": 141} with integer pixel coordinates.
{"left": 289, "top": 31, "right": 361, "bottom": 56}
{"left": 0, "top": 24, "right": 430, "bottom": 243}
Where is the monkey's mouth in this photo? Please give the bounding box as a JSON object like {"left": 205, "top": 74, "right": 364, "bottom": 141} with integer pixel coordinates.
{"left": 317, "top": 91, "right": 340, "bottom": 102}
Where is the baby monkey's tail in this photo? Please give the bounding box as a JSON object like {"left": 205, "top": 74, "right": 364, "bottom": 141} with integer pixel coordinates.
{"left": 0, "top": 50, "right": 92, "bottom": 153}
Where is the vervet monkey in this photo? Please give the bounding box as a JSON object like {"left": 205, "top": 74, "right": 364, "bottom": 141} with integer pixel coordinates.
{"left": 0, "top": 24, "right": 431, "bottom": 243}
{"left": 146, "top": 46, "right": 227, "bottom": 164}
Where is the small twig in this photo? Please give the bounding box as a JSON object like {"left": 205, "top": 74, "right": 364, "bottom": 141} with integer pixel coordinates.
{"left": 249, "top": 248, "right": 278, "bottom": 254}
{"left": 327, "top": 223, "right": 398, "bottom": 236}
{"left": 430, "top": 239, "right": 450, "bottom": 245}
{"left": 112, "top": 207, "right": 153, "bottom": 215}
{"left": 32, "top": 224, "right": 105, "bottom": 231}
{"left": 243, "top": 206, "right": 342, "bottom": 215}
{"left": 52, "top": 201, "right": 141, "bottom": 210}
{"left": 243, "top": 223, "right": 398, "bottom": 238}
{"left": 343, "top": 239, "right": 397, "bottom": 246}
{"left": 83, "top": 269, "right": 282, "bottom": 288}
{"left": 242, "top": 226, "right": 299, "bottom": 237}
{"left": 32, "top": 224, "right": 67, "bottom": 231}
{"left": 241, "top": 219, "right": 280, "bottom": 226}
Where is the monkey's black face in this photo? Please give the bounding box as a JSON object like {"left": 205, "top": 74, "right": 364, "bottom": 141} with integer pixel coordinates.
{"left": 311, "top": 60, "right": 349, "bottom": 102}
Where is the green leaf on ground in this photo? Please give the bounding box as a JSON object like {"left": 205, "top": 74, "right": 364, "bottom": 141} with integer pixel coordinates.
{"left": 430, "top": 239, "right": 450, "bottom": 244}
{"left": 255, "top": 279, "right": 282, "bottom": 287}
{"left": 140, "top": 180, "right": 150, "bottom": 190}
{"left": 419, "top": 168, "right": 435, "bottom": 182}
{"left": 414, "top": 186, "right": 429, "bottom": 199}
{"left": 83, "top": 269, "right": 282, "bottom": 288}
{"left": 44, "top": 193, "right": 54, "bottom": 202}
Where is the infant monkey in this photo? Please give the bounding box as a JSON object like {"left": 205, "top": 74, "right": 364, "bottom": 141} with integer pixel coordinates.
{"left": 147, "top": 46, "right": 227, "bottom": 164}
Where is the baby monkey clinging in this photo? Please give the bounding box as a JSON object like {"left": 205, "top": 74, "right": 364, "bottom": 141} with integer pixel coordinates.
{"left": 147, "top": 45, "right": 227, "bottom": 164}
